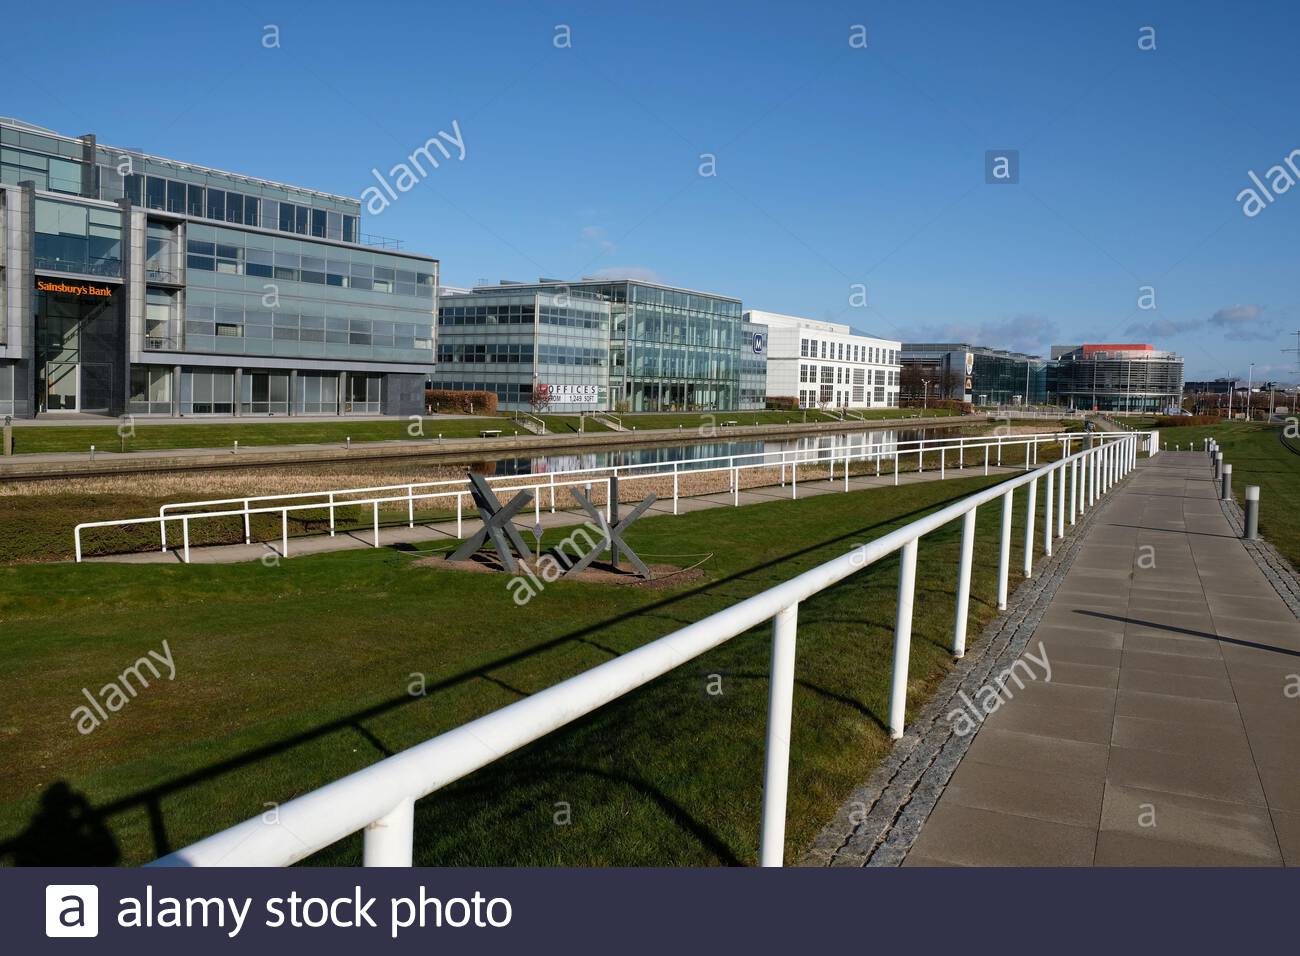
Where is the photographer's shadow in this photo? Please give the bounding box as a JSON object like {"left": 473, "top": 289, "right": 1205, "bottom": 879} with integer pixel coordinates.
{"left": 2, "top": 781, "right": 119, "bottom": 865}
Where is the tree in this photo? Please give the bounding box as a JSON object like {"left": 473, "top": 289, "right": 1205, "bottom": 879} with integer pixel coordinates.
{"left": 529, "top": 384, "right": 552, "bottom": 415}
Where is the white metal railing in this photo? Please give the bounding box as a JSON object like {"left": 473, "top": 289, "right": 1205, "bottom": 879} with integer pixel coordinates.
{"left": 147, "top": 432, "right": 1151, "bottom": 867}
{"left": 73, "top": 430, "right": 1155, "bottom": 562}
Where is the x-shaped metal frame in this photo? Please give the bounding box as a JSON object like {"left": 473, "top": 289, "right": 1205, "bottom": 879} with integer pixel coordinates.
{"left": 449, "top": 473, "right": 535, "bottom": 573}
{"left": 565, "top": 489, "right": 656, "bottom": 579}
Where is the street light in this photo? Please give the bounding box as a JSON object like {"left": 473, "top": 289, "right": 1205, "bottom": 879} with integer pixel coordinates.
{"left": 921, "top": 379, "right": 931, "bottom": 412}
{"left": 1246, "top": 362, "right": 1255, "bottom": 421}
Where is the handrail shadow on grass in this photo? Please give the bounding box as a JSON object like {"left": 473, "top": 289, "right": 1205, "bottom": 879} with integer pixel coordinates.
{"left": 2, "top": 484, "right": 996, "bottom": 865}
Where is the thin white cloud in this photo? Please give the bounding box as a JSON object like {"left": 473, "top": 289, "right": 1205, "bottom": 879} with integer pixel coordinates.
{"left": 1207, "top": 303, "right": 1273, "bottom": 341}
{"left": 581, "top": 225, "right": 616, "bottom": 254}
{"left": 1124, "top": 317, "right": 1204, "bottom": 338}
{"left": 910, "top": 313, "right": 1059, "bottom": 355}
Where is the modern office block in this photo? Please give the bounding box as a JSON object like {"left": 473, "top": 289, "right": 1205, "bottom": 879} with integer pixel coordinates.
{"left": 1051, "top": 343, "right": 1184, "bottom": 412}
{"left": 900, "top": 343, "right": 1048, "bottom": 406}
{"left": 432, "top": 287, "right": 612, "bottom": 412}
{"left": 436, "top": 278, "right": 745, "bottom": 412}
{"left": 0, "top": 116, "right": 437, "bottom": 418}
{"left": 747, "top": 310, "right": 900, "bottom": 409}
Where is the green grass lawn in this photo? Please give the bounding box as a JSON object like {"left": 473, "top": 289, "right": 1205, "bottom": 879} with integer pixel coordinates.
{"left": 0, "top": 469, "right": 1054, "bottom": 867}
{"left": 1151, "top": 421, "right": 1300, "bottom": 568}
{"left": 5, "top": 416, "right": 539, "bottom": 455}
{"left": 531, "top": 414, "right": 613, "bottom": 434}
{"left": 6, "top": 408, "right": 955, "bottom": 454}
{"left": 4, "top": 435, "right": 1057, "bottom": 566}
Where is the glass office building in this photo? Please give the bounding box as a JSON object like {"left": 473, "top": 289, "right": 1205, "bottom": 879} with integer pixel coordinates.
{"left": 0, "top": 116, "right": 436, "bottom": 418}
{"left": 1050, "top": 343, "right": 1184, "bottom": 412}
{"left": 432, "top": 287, "right": 611, "bottom": 411}
{"left": 900, "top": 343, "right": 1049, "bottom": 406}
{"left": 739, "top": 318, "right": 768, "bottom": 410}
{"left": 444, "top": 279, "right": 744, "bottom": 412}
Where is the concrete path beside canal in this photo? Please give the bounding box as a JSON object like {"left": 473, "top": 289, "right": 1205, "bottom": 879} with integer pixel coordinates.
{"left": 899, "top": 450, "right": 1299, "bottom": 866}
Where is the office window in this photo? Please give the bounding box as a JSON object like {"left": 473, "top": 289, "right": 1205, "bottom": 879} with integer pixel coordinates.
{"left": 128, "top": 365, "right": 172, "bottom": 415}
{"left": 145, "top": 176, "right": 166, "bottom": 210}
{"left": 166, "top": 179, "right": 186, "bottom": 214}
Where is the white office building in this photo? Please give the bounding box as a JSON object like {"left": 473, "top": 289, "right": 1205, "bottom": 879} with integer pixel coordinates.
{"left": 745, "top": 310, "right": 900, "bottom": 409}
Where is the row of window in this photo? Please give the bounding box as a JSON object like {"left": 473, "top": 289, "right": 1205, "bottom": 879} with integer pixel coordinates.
{"left": 178, "top": 305, "right": 432, "bottom": 350}
{"left": 430, "top": 379, "right": 605, "bottom": 407}
{"left": 797, "top": 386, "right": 893, "bottom": 408}
{"left": 625, "top": 309, "right": 740, "bottom": 349}
{"left": 128, "top": 365, "right": 383, "bottom": 415}
{"left": 628, "top": 285, "right": 742, "bottom": 317}
{"left": 435, "top": 343, "right": 607, "bottom": 366}
{"left": 800, "top": 338, "right": 898, "bottom": 365}
{"left": 124, "top": 174, "right": 359, "bottom": 243}
{"left": 1, "top": 146, "right": 81, "bottom": 194}
{"left": 186, "top": 238, "right": 433, "bottom": 298}
{"left": 799, "top": 365, "right": 900, "bottom": 386}
{"left": 437, "top": 303, "right": 608, "bottom": 330}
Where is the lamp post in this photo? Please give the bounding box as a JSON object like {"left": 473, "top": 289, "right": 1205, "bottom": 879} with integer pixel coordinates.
{"left": 1246, "top": 363, "right": 1255, "bottom": 421}
{"left": 921, "top": 379, "right": 931, "bottom": 412}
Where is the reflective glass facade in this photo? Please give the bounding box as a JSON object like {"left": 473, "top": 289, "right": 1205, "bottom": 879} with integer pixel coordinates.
{"left": 1, "top": 117, "right": 437, "bottom": 418}
{"left": 34, "top": 198, "right": 121, "bottom": 277}
{"left": 900, "top": 343, "right": 1048, "bottom": 406}
{"left": 1051, "top": 345, "right": 1184, "bottom": 412}
{"left": 1, "top": 119, "right": 365, "bottom": 246}
{"left": 432, "top": 289, "right": 611, "bottom": 411}
{"left": 178, "top": 224, "right": 434, "bottom": 364}
{"left": 458, "top": 279, "right": 744, "bottom": 411}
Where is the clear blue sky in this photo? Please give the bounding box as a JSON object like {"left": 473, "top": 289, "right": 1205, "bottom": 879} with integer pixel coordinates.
{"left": 8, "top": 0, "right": 1299, "bottom": 382}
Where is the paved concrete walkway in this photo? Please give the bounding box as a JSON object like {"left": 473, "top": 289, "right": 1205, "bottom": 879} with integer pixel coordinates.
{"left": 86, "top": 463, "right": 1020, "bottom": 565}
{"left": 905, "top": 451, "right": 1300, "bottom": 866}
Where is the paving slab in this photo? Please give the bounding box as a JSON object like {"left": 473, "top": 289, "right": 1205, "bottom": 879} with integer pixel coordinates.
{"left": 909, "top": 451, "right": 1298, "bottom": 865}
{"left": 817, "top": 450, "right": 1300, "bottom": 867}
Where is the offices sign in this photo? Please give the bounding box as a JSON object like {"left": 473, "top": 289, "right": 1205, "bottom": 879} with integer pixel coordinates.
{"left": 36, "top": 279, "right": 114, "bottom": 298}
{"left": 539, "top": 383, "right": 604, "bottom": 405}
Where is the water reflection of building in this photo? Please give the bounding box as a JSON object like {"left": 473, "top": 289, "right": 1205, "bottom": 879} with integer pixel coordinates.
{"left": 499, "top": 430, "right": 914, "bottom": 477}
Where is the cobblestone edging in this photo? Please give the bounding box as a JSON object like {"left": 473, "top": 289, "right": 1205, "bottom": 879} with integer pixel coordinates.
{"left": 799, "top": 464, "right": 1132, "bottom": 867}
{"left": 1219, "top": 496, "right": 1300, "bottom": 621}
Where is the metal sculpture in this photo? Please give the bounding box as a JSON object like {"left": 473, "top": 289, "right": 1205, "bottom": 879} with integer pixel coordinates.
{"left": 449, "top": 473, "right": 535, "bottom": 573}
{"left": 565, "top": 477, "right": 656, "bottom": 579}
